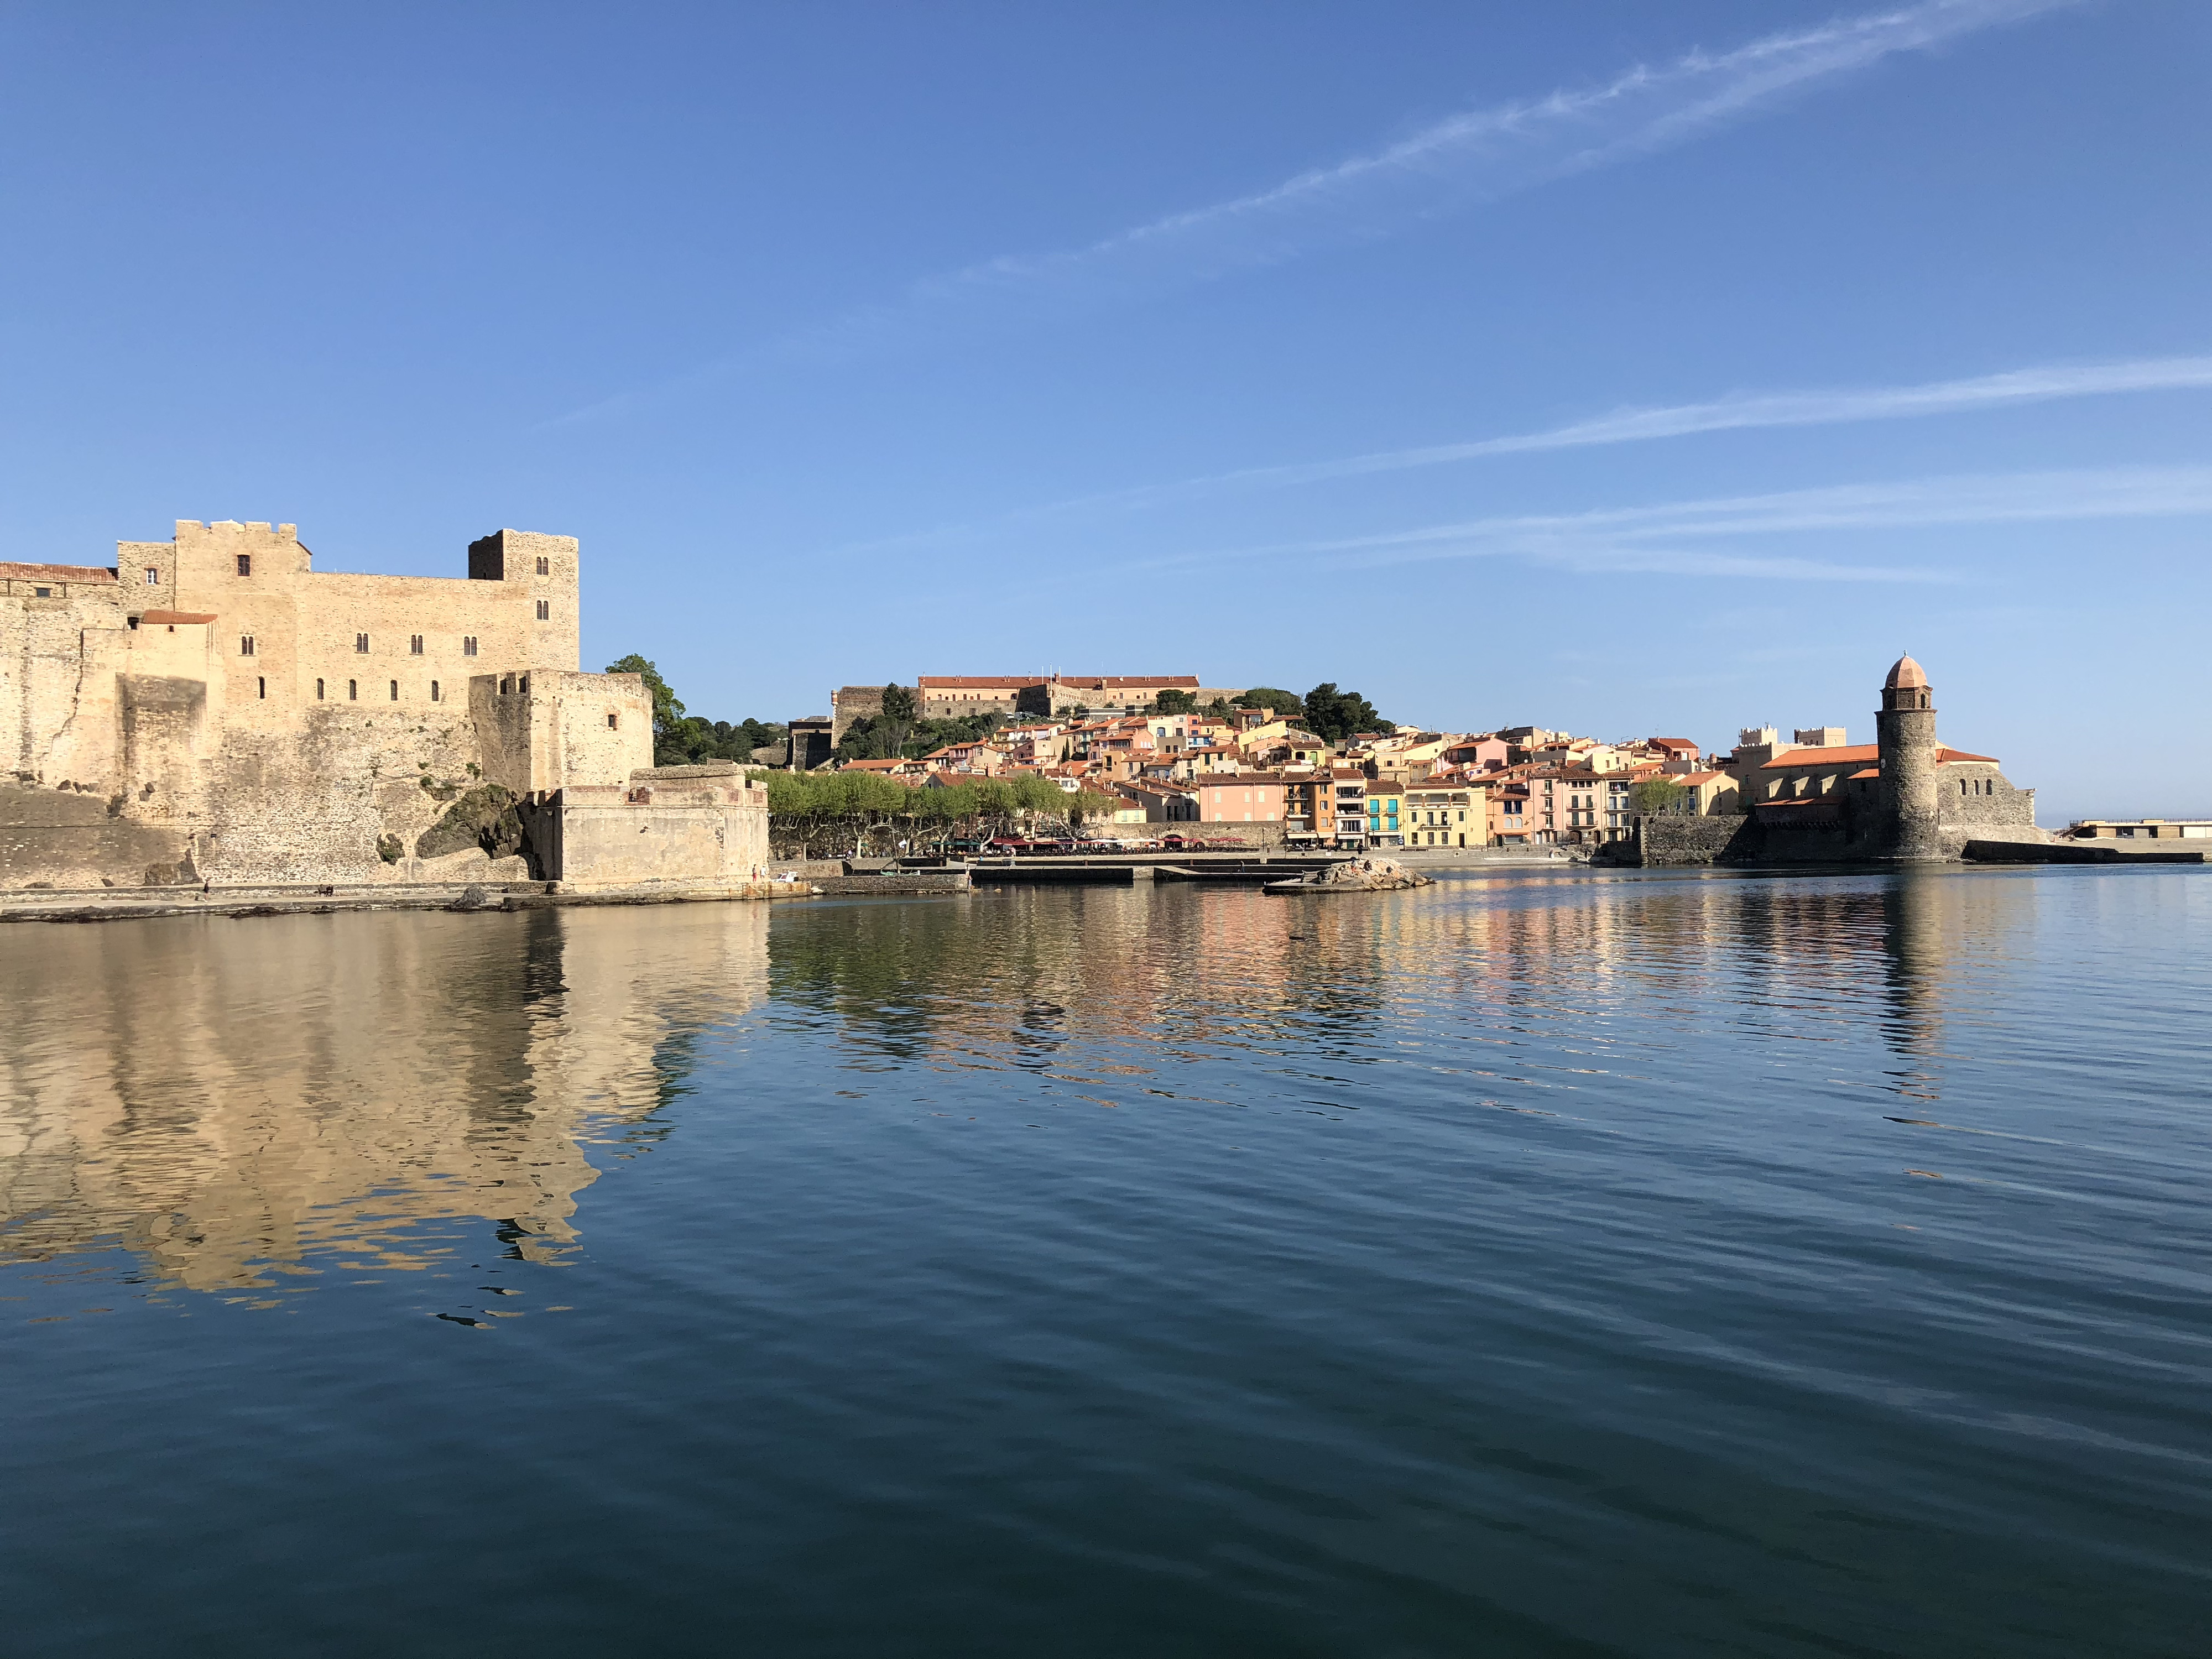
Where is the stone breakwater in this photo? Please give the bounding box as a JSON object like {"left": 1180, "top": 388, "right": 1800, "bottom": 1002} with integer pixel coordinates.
{"left": 0, "top": 866, "right": 975, "bottom": 925}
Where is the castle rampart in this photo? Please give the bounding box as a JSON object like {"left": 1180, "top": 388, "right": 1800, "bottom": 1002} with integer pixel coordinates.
{"left": 1, "top": 519, "right": 761, "bottom": 893}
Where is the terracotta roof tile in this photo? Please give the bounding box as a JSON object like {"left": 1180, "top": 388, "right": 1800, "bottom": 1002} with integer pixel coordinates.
{"left": 3, "top": 562, "right": 118, "bottom": 583}
{"left": 1761, "top": 744, "right": 1880, "bottom": 769}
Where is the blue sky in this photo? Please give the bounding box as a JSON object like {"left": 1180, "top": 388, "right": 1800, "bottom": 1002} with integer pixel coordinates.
{"left": 2, "top": 1, "right": 2204, "bottom": 820}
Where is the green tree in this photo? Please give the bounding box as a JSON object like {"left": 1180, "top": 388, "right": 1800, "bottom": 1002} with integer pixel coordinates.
{"left": 879, "top": 683, "right": 917, "bottom": 757}
{"left": 1065, "top": 788, "right": 1122, "bottom": 829}
{"left": 1152, "top": 688, "right": 1197, "bottom": 714}
{"left": 1630, "top": 778, "right": 1691, "bottom": 816}
{"left": 1302, "top": 683, "right": 1392, "bottom": 743}
{"left": 1235, "top": 687, "right": 1306, "bottom": 724}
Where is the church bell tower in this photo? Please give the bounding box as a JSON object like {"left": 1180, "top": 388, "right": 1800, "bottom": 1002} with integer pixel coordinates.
{"left": 1876, "top": 654, "right": 1942, "bottom": 861}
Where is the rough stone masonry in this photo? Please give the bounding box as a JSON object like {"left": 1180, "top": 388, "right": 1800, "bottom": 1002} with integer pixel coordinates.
{"left": 0, "top": 520, "right": 766, "bottom": 891}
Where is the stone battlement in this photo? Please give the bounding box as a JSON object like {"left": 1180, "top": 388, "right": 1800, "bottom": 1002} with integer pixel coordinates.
{"left": 0, "top": 519, "right": 676, "bottom": 890}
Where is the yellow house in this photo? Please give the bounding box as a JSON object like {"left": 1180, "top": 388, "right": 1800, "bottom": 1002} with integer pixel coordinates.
{"left": 1671, "top": 769, "right": 1741, "bottom": 816}
{"left": 1401, "top": 778, "right": 1488, "bottom": 848}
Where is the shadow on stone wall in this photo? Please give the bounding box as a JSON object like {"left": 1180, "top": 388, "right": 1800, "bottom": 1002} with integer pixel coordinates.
{"left": 1597, "top": 814, "right": 1759, "bottom": 867}
{"left": 0, "top": 782, "right": 195, "bottom": 889}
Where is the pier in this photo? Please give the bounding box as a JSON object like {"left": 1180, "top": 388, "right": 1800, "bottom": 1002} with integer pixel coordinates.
{"left": 904, "top": 850, "right": 1348, "bottom": 887}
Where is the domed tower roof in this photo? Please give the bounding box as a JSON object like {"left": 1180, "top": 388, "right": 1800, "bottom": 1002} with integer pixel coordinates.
{"left": 1884, "top": 654, "right": 1928, "bottom": 691}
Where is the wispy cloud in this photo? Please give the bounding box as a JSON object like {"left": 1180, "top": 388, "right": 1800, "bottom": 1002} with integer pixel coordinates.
{"left": 547, "top": 0, "right": 2075, "bottom": 425}
{"left": 1132, "top": 464, "right": 2212, "bottom": 582}
{"left": 831, "top": 354, "right": 2212, "bottom": 556}
{"left": 1101, "top": 355, "right": 2212, "bottom": 505}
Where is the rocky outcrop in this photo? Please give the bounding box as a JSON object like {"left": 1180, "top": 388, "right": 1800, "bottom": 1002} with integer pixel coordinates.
{"left": 415, "top": 784, "right": 524, "bottom": 862}
{"left": 1271, "top": 855, "right": 1431, "bottom": 893}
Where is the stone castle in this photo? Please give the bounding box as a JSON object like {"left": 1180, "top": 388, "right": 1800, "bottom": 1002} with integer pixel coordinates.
{"left": 1, "top": 518, "right": 765, "bottom": 891}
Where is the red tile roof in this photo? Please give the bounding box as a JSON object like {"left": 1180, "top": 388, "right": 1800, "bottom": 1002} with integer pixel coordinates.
{"left": 1051, "top": 675, "right": 1199, "bottom": 689}
{"left": 1761, "top": 743, "right": 1998, "bottom": 770}
{"left": 3, "top": 561, "right": 118, "bottom": 583}
{"left": 1761, "top": 744, "right": 1879, "bottom": 769}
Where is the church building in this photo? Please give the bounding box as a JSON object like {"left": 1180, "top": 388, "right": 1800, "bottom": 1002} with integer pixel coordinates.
{"left": 1741, "top": 655, "right": 2040, "bottom": 860}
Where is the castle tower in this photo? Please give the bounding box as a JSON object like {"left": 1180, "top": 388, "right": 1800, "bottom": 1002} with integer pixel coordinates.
{"left": 1876, "top": 654, "right": 1942, "bottom": 860}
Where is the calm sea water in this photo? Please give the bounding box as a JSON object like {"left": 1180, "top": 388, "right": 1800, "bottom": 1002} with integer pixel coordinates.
{"left": 1, "top": 868, "right": 2205, "bottom": 1658}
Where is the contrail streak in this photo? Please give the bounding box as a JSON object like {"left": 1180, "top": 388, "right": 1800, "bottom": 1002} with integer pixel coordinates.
{"left": 544, "top": 0, "right": 2077, "bottom": 425}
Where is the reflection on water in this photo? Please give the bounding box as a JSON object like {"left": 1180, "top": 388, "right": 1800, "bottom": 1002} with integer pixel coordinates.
{"left": 0, "top": 905, "right": 766, "bottom": 1287}
{"left": 1, "top": 868, "right": 2203, "bottom": 1659}
{"left": 0, "top": 875, "right": 2042, "bottom": 1289}
{"left": 768, "top": 872, "right": 2029, "bottom": 1115}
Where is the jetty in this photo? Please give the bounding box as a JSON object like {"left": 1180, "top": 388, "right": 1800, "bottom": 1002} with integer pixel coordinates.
{"left": 902, "top": 849, "right": 1347, "bottom": 888}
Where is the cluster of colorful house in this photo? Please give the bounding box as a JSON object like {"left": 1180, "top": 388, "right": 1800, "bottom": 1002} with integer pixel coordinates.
{"left": 794, "top": 671, "right": 1970, "bottom": 850}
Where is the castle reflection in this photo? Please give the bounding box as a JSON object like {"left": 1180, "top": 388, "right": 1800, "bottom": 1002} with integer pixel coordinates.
{"left": 1, "top": 872, "right": 2032, "bottom": 1292}
{"left": 0, "top": 903, "right": 766, "bottom": 1289}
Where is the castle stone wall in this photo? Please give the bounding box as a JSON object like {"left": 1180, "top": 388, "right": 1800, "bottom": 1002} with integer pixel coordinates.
{"left": 547, "top": 765, "right": 770, "bottom": 890}
{"left": 0, "top": 521, "right": 654, "bottom": 889}
{"left": 832, "top": 684, "right": 885, "bottom": 744}
{"left": 1610, "top": 814, "right": 1756, "bottom": 865}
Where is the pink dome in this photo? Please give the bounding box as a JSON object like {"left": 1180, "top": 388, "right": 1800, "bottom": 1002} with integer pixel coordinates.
{"left": 1884, "top": 654, "right": 1928, "bottom": 691}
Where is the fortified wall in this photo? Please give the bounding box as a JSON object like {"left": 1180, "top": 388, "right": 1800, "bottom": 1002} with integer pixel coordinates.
{"left": 1, "top": 519, "right": 765, "bottom": 891}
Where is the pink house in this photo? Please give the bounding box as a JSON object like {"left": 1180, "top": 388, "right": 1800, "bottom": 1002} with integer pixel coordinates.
{"left": 1442, "top": 734, "right": 1510, "bottom": 771}
{"left": 1190, "top": 774, "right": 1286, "bottom": 825}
